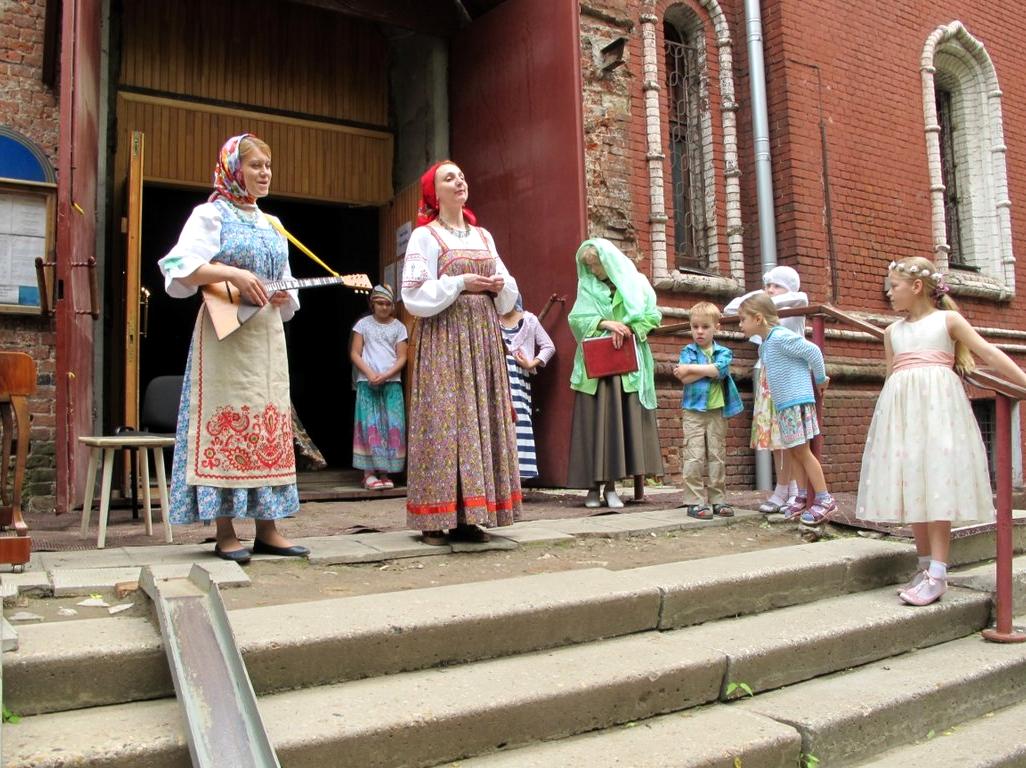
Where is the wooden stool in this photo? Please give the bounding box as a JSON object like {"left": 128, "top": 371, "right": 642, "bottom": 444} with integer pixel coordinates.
{"left": 79, "top": 435, "right": 175, "bottom": 549}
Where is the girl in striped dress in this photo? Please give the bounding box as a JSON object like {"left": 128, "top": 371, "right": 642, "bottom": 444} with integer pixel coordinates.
{"left": 499, "top": 295, "right": 555, "bottom": 480}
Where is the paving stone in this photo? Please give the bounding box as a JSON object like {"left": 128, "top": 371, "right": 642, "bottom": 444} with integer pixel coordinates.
{"left": 350, "top": 530, "right": 452, "bottom": 559}
{"left": 1, "top": 571, "right": 52, "bottom": 598}
{"left": 33, "top": 549, "right": 135, "bottom": 570}
{"left": 527, "top": 516, "right": 643, "bottom": 537}
{"left": 2, "top": 616, "right": 18, "bottom": 652}
{"left": 486, "top": 526, "right": 574, "bottom": 545}
{"left": 304, "top": 536, "right": 389, "bottom": 565}
{"left": 450, "top": 535, "right": 518, "bottom": 552}
{"left": 51, "top": 561, "right": 248, "bottom": 596}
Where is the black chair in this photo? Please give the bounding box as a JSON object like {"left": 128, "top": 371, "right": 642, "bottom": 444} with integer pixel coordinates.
{"left": 116, "top": 375, "right": 184, "bottom": 516}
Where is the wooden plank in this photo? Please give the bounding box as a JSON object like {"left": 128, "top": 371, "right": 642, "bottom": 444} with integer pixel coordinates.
{"left": 116, "top": 93, "right": 393, "bottom": 205}
{"left": 119, "top": 0, "right": 389, "bottom": 126}
{"left": 123, "top": 132, "right": 145, "bottom": 434}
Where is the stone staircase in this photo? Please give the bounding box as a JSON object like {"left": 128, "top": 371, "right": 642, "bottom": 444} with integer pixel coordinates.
{"left": 6, "top": 535, "right": 1026, "bottom": 767}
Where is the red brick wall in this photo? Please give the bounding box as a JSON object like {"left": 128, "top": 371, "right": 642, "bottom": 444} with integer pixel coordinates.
{"left": 581, "top": 0, "right": 1026, "bottom": 492}
{"left": 1, "top": 0, "right": 60, "bottom": 512}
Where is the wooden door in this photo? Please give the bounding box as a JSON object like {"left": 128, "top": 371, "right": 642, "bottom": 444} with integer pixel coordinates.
{"left": 123, "top": 131, "right": 145, "bottom": 432}
{"left": 55, "top": 0, "right": 102, "bottom": 513}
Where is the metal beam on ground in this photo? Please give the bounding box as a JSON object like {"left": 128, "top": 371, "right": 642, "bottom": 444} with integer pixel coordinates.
{"left": 141, "top": 565, "right": 281, "bottom": 768}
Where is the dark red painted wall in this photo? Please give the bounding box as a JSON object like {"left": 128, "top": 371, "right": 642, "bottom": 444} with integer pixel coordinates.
{"left": 452, "top": 0, "right": 588, "bottom": 486}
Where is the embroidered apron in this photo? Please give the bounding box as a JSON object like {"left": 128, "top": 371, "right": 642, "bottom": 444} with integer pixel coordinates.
{"left": 185, "top": 204, "right": 296, "bottom": 488}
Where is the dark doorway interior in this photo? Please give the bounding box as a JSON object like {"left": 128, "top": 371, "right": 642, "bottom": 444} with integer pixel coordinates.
{"left": 138, "top": 185, "right": 379, "bottom": 469}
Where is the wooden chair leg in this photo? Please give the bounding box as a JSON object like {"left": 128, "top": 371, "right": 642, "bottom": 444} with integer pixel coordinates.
{"left": 80, "top": 447, "right": 100, "bottom": 535}
{"left": 140, "top": 447, "right": 153, "bottom": 537}
{"left": 10, "top": 395, "right": 30, "bottom": 533}
{"left": 0, "top": 403, "right": 12, "bottom": 512}
{"left": 153, "top": 446, "right": 173, "bottom": 543}
{"left": 97, "top": 448, "right": 115, "bottom": 549}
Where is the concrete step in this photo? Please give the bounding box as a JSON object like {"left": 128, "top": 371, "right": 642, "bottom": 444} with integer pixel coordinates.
{"left": 3, "top": 585, "right": 992, "bottom": 768}
{"left": 851, "top": 697, "right": 1026, "bottom": 768}
{"left": 5, "top": 538, "right": 913, "bottom": 716}
{"left": 450, "top": 705, "right": 803, "bottom": 768}
{"left": 736, "top": 625, "right": 1026, "bottom": 766}
{"left": 948, "top": 554, "right": 1026, "bottom": 624}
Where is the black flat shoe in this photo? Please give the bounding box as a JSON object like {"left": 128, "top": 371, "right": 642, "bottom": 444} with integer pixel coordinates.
{"left": 448, "top": 524, "right": 491, "bottom": 543}
{"left": 213, "top": 545, "right": 251, "bottom": 564}
{"left": 251, "top": 539, "right": 310, "bottom": 557}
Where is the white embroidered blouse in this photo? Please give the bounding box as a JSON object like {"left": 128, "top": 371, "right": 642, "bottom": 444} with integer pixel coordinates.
{"left": 400, "top": 224, "right": 519, "bottom": 318}
{"left": 158, "top": 202, "right": 301, "bottom": 322}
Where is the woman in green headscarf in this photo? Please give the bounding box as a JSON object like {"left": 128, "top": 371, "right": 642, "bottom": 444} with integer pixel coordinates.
{"left": 568, "top": 238, "right": 664, "bottom": 507}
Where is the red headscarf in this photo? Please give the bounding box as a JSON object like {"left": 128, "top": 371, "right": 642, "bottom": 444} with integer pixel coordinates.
{"left": 416, "top": 160, "right": 478, "bottom": 227}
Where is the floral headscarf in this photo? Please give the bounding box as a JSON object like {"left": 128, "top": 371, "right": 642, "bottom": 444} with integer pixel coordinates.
{"left": 416, "top": 160, "right": 478, "bottom": 227}
{"left": 208, "top": 133, "right": 259, "bottom": 206}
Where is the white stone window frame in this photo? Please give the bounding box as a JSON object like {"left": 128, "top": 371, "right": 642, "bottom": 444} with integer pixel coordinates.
{"left": 641, "top": 1, "right": 743, "bottom": 296}
{"left": 921, "top": 21, "right": 1014, "bottom": 301}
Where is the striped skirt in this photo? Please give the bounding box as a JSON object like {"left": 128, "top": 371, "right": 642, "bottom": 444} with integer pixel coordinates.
{"left": 505, "top": 355, "right": 538, "bottom": 479}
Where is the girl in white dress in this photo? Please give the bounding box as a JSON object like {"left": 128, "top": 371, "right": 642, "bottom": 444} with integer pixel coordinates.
{"left": 856, "top": 257, "right": 1026, "bottom": 606}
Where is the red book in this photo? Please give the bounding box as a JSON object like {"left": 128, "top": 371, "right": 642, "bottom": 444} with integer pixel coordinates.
{"left": 582, "top": 335, "right": 639, "bottom": 379}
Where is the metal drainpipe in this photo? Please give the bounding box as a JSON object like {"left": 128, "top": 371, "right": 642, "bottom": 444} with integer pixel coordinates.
{"left": 746, "top": 0, "right": 777, "bottom": 491}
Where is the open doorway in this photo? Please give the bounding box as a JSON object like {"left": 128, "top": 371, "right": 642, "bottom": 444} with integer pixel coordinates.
{"left": 137, "top": 185, "right": 379, "bottom": 477}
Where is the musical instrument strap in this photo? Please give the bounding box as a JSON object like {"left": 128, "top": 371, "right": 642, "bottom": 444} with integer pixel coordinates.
{"left": 266, "top": 216, "right": 339, "bottom": 277}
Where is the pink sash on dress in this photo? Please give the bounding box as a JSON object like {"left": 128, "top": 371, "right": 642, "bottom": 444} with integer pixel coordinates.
{"left": 891, "top": 350, "right": 955, "bottom": 373}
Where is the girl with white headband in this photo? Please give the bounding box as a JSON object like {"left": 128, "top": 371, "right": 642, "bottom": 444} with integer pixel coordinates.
{"left": 857, "top": 256, "right": 1026, "bottom": 606}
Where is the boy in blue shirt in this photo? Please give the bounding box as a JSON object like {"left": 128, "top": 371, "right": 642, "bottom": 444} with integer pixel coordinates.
{"left": 673, "top": 302, "right": 744, "bottom": 519}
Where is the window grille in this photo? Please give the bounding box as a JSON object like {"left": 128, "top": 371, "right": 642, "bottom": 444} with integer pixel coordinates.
{"left": 935, "top": 87, "right": 968, "bottom": 268}
{"left": 664, "top": 23, "right": 709, "bottom": 272}
{"left": 971, "top": 398, "right": 996, "bottom": 488}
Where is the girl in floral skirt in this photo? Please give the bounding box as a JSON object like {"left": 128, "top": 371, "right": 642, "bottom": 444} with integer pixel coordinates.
{"left": 725, "top": 266, "right": 809, "bottom": 514}
{"left": 738, "top": 292, "right": 835, "bottom": 525}
{"left": 350, "top": 284, "right": 408, "bottom": 490}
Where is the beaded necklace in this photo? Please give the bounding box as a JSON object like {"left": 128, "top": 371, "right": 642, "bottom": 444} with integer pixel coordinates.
{"left": 232, "top": 203, "right": 260, "bottom": 224}
{"left": 437, "top": 216, "right": 472, "bottom": 239}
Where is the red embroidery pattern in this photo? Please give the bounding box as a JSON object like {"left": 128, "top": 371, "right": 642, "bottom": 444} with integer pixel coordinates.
{"left": 201, "top": 403, "right": 296, "bottom": 474}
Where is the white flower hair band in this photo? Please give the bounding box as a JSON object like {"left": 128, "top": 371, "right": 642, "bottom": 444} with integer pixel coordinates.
{"left": 888, "top": 261, "right": 944, "bottom": 281}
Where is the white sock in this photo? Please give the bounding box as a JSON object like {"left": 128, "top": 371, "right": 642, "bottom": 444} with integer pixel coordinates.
{"left": 788, "top": 480, "right": 800, "bottom": 498}
{"left": 928, "top": 560, "right": 948, "bottom": 580}
{"left": 917, "top": 556, "right": 930, "bottom": 572}
{"left": 769, "top": 484, "right": 787, "bottom": 503}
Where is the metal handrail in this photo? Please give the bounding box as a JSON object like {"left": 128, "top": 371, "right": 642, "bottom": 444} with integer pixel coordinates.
{"left": 655, "top": 302, "right": 1025, "bottom": 642}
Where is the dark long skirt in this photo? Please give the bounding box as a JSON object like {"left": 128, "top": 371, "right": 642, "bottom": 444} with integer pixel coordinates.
{"left": 566, "top": 376, "right": 663, "bottom": 489}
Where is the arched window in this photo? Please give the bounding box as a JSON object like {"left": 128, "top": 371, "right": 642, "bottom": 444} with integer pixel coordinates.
{"left": 0, "top": 127, "right": 56, "bottom": 184}
{"left": 921, "top": 22, "right": 1013, "bottom": 299}
{"left": 641, "top": 2, "right": 742, "bottom": 294}
{"left": 664, "top": 14, "right": 710, "bottom": 272}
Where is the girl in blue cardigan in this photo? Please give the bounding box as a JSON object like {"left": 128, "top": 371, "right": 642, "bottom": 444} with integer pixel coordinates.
{"left": 739, "top": 292, "right": 835, "bottom": 524}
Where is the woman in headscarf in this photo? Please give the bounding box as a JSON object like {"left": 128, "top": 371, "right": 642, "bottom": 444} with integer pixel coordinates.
{"left": 158, "top": 134, "right": 309, "bottom": 563}
{"left": 349, "top": 283, "right": 408, "bottom": 490}
{"left": 401, "top": 160, "right": 522, "bottom": 544}
{"left": 568, "top": 238, "right": 664, "bottom": 508}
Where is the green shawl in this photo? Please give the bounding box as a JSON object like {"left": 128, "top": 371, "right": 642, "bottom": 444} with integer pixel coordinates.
{"left": 568, "top": 238, "right": 661, "bottom": 409}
